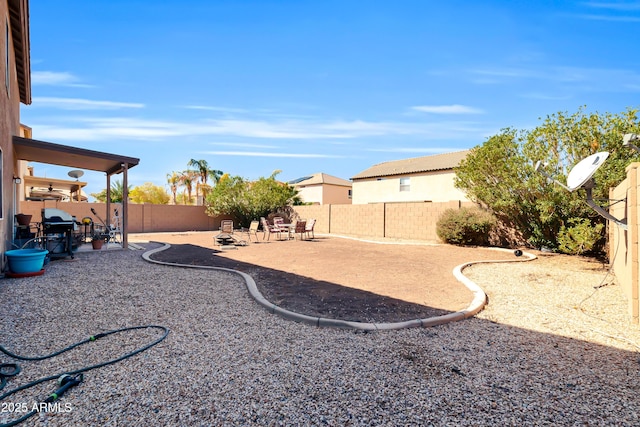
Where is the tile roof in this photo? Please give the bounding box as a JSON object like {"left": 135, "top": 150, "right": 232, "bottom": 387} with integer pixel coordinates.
{"left": 289, "top": 172, "right": 352, "bottom": 187}
{"left": 351, "top": 150, "right": 469, "bottom": 180}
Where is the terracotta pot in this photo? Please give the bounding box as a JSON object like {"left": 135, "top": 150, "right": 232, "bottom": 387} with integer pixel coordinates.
{"left": 16, "top": 214, "right": 32, "bottom": 226}
{"left": 92, "top": 239, "right": 104, "bottom": 250}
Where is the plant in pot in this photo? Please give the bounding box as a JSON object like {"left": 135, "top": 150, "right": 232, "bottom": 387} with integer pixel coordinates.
{"left": 91, "top": 232, "right": 105, "bottom": 250}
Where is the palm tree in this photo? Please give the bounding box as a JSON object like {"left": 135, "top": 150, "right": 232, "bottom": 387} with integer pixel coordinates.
{"left": 188, "top": 159, "right": 223, "bottom": 202}
{"left": 208, "top": 168, "right": 223, "bottom": 184}
{"left": 166, "top": 172, "right": 180, "bottom": 205}
{"left": 179, "top": 170, "right": 196, "bottom": 205}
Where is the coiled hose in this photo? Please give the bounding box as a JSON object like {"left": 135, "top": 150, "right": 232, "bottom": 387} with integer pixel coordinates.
{"left": 0, "top": 325, "right": 169, "bottom": 426}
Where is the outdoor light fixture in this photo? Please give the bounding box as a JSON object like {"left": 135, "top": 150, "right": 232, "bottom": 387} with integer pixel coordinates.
{"left": 534, "top": 151, "right": 627, "bottom": 230}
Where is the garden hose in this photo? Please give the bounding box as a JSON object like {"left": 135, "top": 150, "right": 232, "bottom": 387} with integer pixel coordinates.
{"left": 0, "top": 325, "right": 169, "bottom": 427}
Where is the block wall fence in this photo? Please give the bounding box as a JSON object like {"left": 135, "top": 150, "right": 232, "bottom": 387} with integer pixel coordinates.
{"left": 293, "top": 200, "right": 475, "bottom": 242}
{"left": 610, "top": 162, "right": 640, "bottom": 323}
{"left": 19, "top": 199, "right": 473, "bottom": 241}
{"left": 19, "top": 200, "right": 229, "bottom": 233}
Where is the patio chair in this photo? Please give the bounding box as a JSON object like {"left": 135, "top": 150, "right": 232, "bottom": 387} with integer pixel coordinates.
{"left": 245, "top": 220, "right": 260, "bottom": 242}
{"left": 214, "top": 220, "right": 247, "bottom": 247}
{"left": 305, "top": 218, "right": 316, "bottom": 239}
{"left": 220, "top": 220, "right": 234, "bottom": 234}
{"left": 293, "top": 220, "right": 307, "bottom": 240}
{"left": 273, "top": 217, "right": 285, "bottom": 227}
{"left": 261, "top": 217, "right": 284, "bottom": 241}
{"left": 108, "top": 207, "right": 122, "bottom": 244}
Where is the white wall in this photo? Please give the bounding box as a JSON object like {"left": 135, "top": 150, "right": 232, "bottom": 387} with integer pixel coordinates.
{"left": 298, "top": 185, "right": 323, "bottom": 204}
{"left": 352, "top": 170, "right": 469, "bottom": 204}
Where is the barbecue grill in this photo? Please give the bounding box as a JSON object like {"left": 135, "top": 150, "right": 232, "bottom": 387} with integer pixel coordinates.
{"left": 41, "top": 208, "right": 78, "bottom": 258}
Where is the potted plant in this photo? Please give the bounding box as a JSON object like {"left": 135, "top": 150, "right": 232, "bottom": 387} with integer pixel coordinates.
{"left": 91, "top": 232, "right": 105, "bottom": 250}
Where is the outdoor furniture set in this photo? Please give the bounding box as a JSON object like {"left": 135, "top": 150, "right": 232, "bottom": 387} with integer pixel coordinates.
{"left": 215, "top": 217, "right": 315, "bottom": 248}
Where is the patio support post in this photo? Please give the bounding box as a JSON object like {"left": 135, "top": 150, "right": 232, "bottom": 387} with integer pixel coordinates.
{"left": 106, "top": 174, "right": 111, "bottom": 229}
{"left": 122, "top": 163, "right": 129, "bottom": 249}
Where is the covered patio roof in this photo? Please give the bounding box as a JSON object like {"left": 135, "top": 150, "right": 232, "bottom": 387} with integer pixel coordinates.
{"left": 13, "top": 136, "right": 139, "bottom": 175}
{"left": 13, "top": 136, "right": 140, "bottom": 249}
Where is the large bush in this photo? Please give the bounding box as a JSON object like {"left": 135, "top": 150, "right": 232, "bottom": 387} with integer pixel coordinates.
{"left": 454, "top": 107, "right": 640, "bottom": 253}
{"left": 436, "top": 207, "right": 497, "bottom": 246}
{"left": 557, "top": 218, "right": 605, "bottom": 255}
{"left": 205, "top": 171, "right": 300, "bottom": 227}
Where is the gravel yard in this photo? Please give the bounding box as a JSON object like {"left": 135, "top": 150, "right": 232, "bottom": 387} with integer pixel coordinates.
{"left": 1, "top": 241, "right": 639, "bottom": 426}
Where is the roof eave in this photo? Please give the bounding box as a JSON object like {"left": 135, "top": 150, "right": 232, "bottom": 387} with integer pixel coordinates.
{"left": 8, "top": 0, "right": 31, "bottom": 105}
{"left": 351, "top": 167, "right": 454, "bottom": 181}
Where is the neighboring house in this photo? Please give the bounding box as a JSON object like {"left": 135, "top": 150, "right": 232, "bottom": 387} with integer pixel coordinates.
{"left": 350, "top": 150, "right": 470, "bottom": 204}
{"left": 22, "top": 164, "right": 89, "bottom": 202}
{"left": 1, "top": 0, "right": 31, "bottom": 263}
{"left": 288, "top": 172, "right": 353, "bottom": 205}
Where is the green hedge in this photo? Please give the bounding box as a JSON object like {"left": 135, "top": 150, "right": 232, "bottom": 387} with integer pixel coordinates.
{"left": 436, "top": 207, "right": 497, "bottom": 246}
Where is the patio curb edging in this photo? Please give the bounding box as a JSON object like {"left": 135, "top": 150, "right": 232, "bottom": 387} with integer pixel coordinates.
{"left": 141, "top": 242, "right": 536, "bottom": 331}
{"left": 451, "top": 248, "right": 538, "bottom": 322}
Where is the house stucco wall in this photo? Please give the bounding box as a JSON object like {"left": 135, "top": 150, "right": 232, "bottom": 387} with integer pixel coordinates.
{"left": 1, "top": 2, "right": 22, "bottom": 269}
{"left": 321, "top": 184, "right": 351, "bottom": 205}
{"left": 352, "top": 170, "right": 469, "bottom": 204}
{"left": 297, "top": 185, "right": 323, "bottom": 205}
{"left": 297, "top": 183, "right": 352, "bottom": 205}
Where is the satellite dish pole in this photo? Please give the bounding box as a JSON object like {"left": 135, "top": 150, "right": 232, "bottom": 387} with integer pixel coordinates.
{"left": 535, "top": 151, "right": 627, "bottom": 230}
{"left": 68, "top": 170, "right": 85, "bottom": 202}
{"left": 623, "top": 133, "right": 640, "bottom": 154}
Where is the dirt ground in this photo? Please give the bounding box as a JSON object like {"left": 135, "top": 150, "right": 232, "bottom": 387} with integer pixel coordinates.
{"left": 131, "top": 231, "right": 603, "bottom": 323}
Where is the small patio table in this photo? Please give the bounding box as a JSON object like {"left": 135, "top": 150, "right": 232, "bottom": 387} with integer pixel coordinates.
{"left": 279, "top": 223, "right": 295, "bottom": 240}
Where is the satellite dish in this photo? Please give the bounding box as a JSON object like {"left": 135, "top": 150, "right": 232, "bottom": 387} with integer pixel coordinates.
{"left": 534, "top": 150, "right": 627, "bottom": 230}
{"left": 68, "top": 169, "right": 84, "bottom": 179}
{"left": 566, "top": 151, "right": 609, "bottom": 192}
{"left": 68, "top": 170, "right": 84, "bottom": 179}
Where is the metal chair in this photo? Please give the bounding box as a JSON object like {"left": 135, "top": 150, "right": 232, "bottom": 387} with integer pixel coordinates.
{"left": 305, "top": 218, "right": 316, "bottom": 239}
{"left": 245, "top": 220, "right": 260, "bottom": 242}
{"left": 260, "top": 217, "right": 283, "bottom": 241}
{"left": 293, "top": 220, "right": 307, "bottom": 240}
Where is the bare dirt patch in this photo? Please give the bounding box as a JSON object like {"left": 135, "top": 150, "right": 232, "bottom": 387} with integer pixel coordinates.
{"left": 134, "top": 232, "right": 599, "bottom": 323}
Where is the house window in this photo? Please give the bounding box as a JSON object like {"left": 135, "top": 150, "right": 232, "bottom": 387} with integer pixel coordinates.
{"left": 400, "top": 177, "right": 410, "bottom": 192}
{"left": 5, "top": 19, "right": 9, "bottom": 95}
{"left": 348, "top": 189, "right": 352, "bottom": 199}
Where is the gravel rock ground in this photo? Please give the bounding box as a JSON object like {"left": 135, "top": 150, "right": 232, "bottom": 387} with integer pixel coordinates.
{"left": 1, "top": 244, "right": 639, "bottom": 426}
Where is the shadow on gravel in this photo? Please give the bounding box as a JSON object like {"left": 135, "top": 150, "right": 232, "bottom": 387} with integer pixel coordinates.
{"left": 149, "top": 243, "right": 454, "bottom": 323}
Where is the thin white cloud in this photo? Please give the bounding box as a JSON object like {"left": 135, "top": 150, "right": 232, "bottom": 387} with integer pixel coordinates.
{"left": 470, "top": 67, "right": 545, "bottom": 80}
{"left": 32, "top": 97, "right": 145, "bottom": 110}
{"left": 575, "top": 14, "right": 640, "bottom": 21}
{"left": 581, "top": 2, "right": 640, "bottom": 11}
{"left": 28, "top": 115, "right": 488, "bottom": 143}
{"left": 469, "top": 66, "right": 640, "bottom": 91}
{"left": 209, "top": 142, "right": 280, "bottom": 149}
{"left": 201, "top": 151, "right": 343, "bottom": 158}
{"left": 519, "top": 92, "right": 572, "bottom": 101}
{"left": 31, "top": 71, "right": 93, "bottom": 87}
{"left": 411, "top": 105, "right": 484, "bottom": 114}
{"left": 366, "top": 147, "right": 458, "bottom": 154}
{"left": 183, "top": 105, "right": 249, "bottom": 113}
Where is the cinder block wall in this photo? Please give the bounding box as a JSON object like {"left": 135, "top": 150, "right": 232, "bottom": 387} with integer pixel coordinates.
{"left": 611, "top": 163, "right": 640, "bottom": 322}
{"left": 19, "top": 201, "right": 222, "bottom": 233}
{"left": 20, "top": 199, "right": 473, "bottom": 243}
{"left": 294, "top": 200, "right": 474, "bottom": 242}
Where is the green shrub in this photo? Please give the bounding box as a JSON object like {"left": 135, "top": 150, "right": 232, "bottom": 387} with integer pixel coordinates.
{"left": 557, "top": 218, "right": 604, "bottom": 255}
{"left": 436, "top": 207, "right": 497, "bottom": 246}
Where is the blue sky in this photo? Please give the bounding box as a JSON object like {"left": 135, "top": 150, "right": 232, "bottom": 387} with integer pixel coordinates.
{"left": 21, "top": 0, "right": 640, "bottom": 197}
